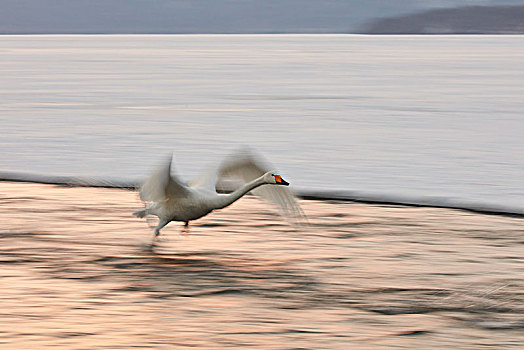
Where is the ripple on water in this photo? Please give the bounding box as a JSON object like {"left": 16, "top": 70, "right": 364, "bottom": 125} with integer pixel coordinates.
{"left": 0, "top": 182, "right": 523, "bottom": 348}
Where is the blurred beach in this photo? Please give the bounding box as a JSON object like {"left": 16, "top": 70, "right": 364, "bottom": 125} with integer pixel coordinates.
{"left": 0, "top": 181, "right": 522, "bottom": 349}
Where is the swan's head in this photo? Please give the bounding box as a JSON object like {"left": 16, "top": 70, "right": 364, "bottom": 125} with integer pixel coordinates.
{"left": 264, "top": 172, "right": 289, "bottom": 186}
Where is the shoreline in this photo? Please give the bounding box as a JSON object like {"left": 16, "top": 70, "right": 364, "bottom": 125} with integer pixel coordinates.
{"left": 1, "top": 171, "right": 522, "bottom": 219}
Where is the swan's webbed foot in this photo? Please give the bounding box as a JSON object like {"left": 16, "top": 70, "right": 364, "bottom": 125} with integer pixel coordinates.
{"left": 180, "top": 221, "right": 190, "bottom": 236}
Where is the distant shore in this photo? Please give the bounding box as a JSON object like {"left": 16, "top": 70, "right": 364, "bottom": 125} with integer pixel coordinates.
{"left": 360, "top": 5, "right": 524, "bottom": 35}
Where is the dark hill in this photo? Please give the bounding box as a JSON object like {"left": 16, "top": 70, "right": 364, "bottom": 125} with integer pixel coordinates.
{"left": 361, "top": 6, "right": 524, "bottom": 34}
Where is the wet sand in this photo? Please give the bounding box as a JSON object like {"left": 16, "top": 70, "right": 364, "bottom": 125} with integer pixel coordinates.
{"left": 0, "top": 182, "right": 523, "bottom": 349}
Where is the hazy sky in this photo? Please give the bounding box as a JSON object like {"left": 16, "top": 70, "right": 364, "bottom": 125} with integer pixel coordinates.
{"left": 1, "top": 0, "right": 523, "bottom": 33}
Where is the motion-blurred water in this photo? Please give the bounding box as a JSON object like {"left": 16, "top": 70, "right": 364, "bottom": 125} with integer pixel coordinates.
{"left": 1, "top": 35, "right": 523, "bottom": 212}
{"left": 1, "top": 182, "right": 523, "bottom": 349}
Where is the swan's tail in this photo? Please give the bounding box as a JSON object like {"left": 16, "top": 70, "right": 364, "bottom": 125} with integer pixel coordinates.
{"left": 133, "top": 208, "right": 147, "bottom": 218}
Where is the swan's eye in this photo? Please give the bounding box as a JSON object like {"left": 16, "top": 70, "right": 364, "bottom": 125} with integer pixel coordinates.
{"left": 273, "top": 175, "right": 282, "bottom": 183}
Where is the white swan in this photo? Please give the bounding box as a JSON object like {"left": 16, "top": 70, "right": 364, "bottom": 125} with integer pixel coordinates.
{"left": 133, "top": 149, "right": 304, "bottom": 237}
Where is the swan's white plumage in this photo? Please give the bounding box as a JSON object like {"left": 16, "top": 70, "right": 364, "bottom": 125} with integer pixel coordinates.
{"left": 138, "top": 156, "right": 187, "bottom": 202}
{"left": 135, "top": 148, "right": 305, "bottom": 236}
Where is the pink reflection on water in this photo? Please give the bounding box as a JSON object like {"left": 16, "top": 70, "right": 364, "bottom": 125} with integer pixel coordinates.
{"left": 0, "top": 182, "right": 523, "bottom": 348}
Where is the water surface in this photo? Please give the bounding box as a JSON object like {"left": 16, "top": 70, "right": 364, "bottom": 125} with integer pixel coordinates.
{"left": 0, "top": 182, "right": 523, "bottom": 348}
{"left": 1, "top": 35, "right": 523, "bottom": 212}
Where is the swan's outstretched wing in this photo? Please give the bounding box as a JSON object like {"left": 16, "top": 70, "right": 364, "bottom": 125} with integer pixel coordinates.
{"left": 217, "top": 149, "right": 306, "bottom": 223}
{"left": 189, "top": 163, "right": 219, "bottom": 192}
{"left": 139, "top": 156, "right": 188, "bottom": 202}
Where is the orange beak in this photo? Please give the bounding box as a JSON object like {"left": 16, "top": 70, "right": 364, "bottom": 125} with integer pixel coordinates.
{"left": 273, "top": 174, "right": 289, "bottom": 186}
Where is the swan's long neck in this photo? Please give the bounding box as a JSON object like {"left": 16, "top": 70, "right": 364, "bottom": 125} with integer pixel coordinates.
{"left": 214, "top": 176, "right": 267, "bottom": 210}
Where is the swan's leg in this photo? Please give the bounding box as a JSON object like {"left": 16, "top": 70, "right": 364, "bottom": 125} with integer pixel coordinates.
{"left": 154, "top": 218, "right": 170, "bottom": 237}
{"left": 184, "top": 221, "right": 189, "bottom": 227}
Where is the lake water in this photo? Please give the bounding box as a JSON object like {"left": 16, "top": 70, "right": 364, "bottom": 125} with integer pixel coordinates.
{"left": 1, "top": 35, "right": 523, "bottom": 213}
{"left": 1, "top": 182, "right": 523, "bottom": 349}
{"left": 1, "top": 35, "right": 524, "bottom": 349}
